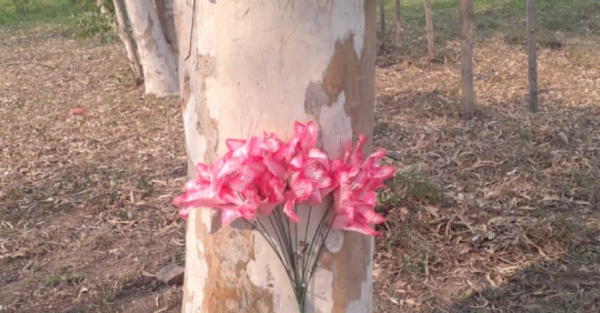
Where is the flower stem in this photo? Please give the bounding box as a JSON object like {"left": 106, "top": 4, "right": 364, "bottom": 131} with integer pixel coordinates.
{"left": 248, "top": 201, "right": 337, "bottom": 313}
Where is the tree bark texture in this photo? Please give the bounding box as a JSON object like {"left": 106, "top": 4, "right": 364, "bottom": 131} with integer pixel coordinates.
{"left": 112, "top": 0, "right": 144, "bottom": 85}
{"left": 459, "top": 0, "right": 475, "bottom": 119}
{"left": 174, "top": 0, "right": 377, "bottom": 312}
{"left": 124, "top": 0, "right": 178, "bottom": 96}
{"left": 155, "top": 0, "right": 178, "bottom": 55}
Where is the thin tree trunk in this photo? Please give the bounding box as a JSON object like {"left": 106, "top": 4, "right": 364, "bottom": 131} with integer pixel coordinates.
{"left": 424, "top": 0, "right": 434, "bottom": 60}
{"left": 459, "top": 0, "right": 475, "bottom": 119}
{"left": 380, "top": 0, "right": 385, "bottom": 49}
{"left": 124, "top": 0, "right": 178, "bottom": 97}
{"left": 174, "top": 0, "right": 377, "bottom": 311}
{"left": 112, "top": 0, "right": 144, "bottom": 85}
{"left": 395, "top": 0, "right": 402, "bottom": 47}
{"left": 527, "top": 0, "right": 538, "bottom": 113}
{"left": 155, "top": 0, "right": 178, "bottom": 56}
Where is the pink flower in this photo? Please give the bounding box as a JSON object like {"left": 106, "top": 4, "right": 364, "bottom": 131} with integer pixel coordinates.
{"left": 174, "top": 134, "right": 289, "bottom": 225}
{"left": 331, "top": 136, "right": 394, "bottom": 236}
{"left": 173, "top": 121, "right": 394, "bottom": 237}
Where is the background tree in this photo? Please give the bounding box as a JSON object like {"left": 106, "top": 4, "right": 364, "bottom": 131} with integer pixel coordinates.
{"left": 527, "top": 0, "right": 538, "bottom": 112}
{"left": 154, "top": 0, "right": 177, "bottom": 55}
{"left": 459, "top": 0, "right": 475, "bottom": 119}
{"left": 395, "top": 0, "right": 402, "bottom": 47}
{"left": 112, "top": 0, "right": 143, "bottom": 85}
{"left": 380, "top": 0, "right": 386, "bottom": 50}
{"left": 174, "top": 0, "right": 378, "bottom": 311}
{"left": 124, "top": 0, "right": 177, "bottom": 96}
{"left": 423, "top": 0, "right": 434, "bottom": 60}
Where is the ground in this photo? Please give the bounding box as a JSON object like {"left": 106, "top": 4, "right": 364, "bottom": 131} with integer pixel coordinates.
{"left": 1, "top": 1, "right": 600, "bottom": 312}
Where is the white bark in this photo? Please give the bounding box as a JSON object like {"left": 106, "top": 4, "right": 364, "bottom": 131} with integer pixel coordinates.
{"left": 124, "top": 0, "right": 178, "bottom": 97}
{"left": 112, "top": 0, "right": 144, "bottom": 85}
{"left": 155, "top": 0, "right": 178, "bottom": 55}
{"left": 174, "top": 0, "right": 377, "bottom": 312}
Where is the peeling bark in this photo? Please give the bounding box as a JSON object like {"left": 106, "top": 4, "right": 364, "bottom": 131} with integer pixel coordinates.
{"left": 175, "top": 1, "right": 376, "bottom": 312}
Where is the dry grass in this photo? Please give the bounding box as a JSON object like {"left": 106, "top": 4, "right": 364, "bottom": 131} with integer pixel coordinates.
{"left": 1, "top": 5, "right": 600, "bottom": 312}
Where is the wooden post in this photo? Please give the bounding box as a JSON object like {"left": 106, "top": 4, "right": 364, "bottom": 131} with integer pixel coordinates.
{"left": 395, "top": 0, "right": 402, "bottom": 47}
{"left": 459, "top": 0, "right": 475, "bottom": 119}
{"left": 527, "top": 0, "right": 538, "bottom": 113}
{"left": 174, "top": 0, "right": 377, "bottom": 311}
{"left": 424, "top": 0, "right": 434, "bottom": 60}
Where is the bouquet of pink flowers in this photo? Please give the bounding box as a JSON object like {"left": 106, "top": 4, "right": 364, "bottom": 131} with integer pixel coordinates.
{"left": 173, "top": 121, "right": 394, "bottom": 311}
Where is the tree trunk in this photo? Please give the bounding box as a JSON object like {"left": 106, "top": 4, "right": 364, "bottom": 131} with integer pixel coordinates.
{"left": 112, "top": 0, "right": 144, "bottom": 85}
{"left": 527, "top": 0, "right": 538, "bottom": 113}
{"left": 173, "top": 0, "right": 377, "bottom": 312}
{"left": 155, "top": 0, "right": 178, "bottom": 56}
{"left": 379, "top": 0, "right": 385, "bottom": 49}
{"left": 459, "top": 0, "right": 475, "bottom": 119}
{"left": 423, "top": 0, "right": 434, "bottom": 60}
{"left": 395, "top": 0, "right": 402, "bottom": 47}
{"left": 124, "top": 0, "right": 178, "bottom": 97}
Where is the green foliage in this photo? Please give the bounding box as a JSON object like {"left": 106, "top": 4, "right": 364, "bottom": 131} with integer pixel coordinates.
{"left": 0, "top": 0, "right": 116, "bottom": 42}
{"left": 0, "top": 0, "right": 81, "bottom": 26}
{"left": 377, "top": 166, "right": 445, "bottom": 211}
{"left": 44, "top": 274, "right": 62, "bottom": 287}
{"left": 397, "top": 167, "right": 445, "bottom": 204}
{"left": 381, "top": 0, "right": 599, "bottom": 55}
{"left": 71, "top": 10, "right": 115, "bottom": 43}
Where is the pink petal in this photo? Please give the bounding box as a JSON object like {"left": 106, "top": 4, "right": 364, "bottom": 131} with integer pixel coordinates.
{"left": 349, "top": 134, "right": 367, "bottom": 167}
{"left": 284, "top": 198, "right": 299, "bottom": 222}
{"left": 226, "top": 139, "right": 246, "bottom": 152}
{"left": 330, "top": 215, "right": 381, "bottom": 236}
{"left": 221, "top": 208, "right": 240, "bottom": 225}
{"left": 183, "top": 179, "right": 210, "bottom": 192}
{"left": 289, "top": 154, "right": 303, "bottom": 170}
{"left": 261, "top": 133, "right": 283, "bottom": 152}
{"left": 290, "top": 177, "right": 314, "bottom": 201}
{"left": 173, "top": 188, "right": 218, "bottom": 206}
{"left": 178, "top": 205, "right": 195, "bottom": 219}
{"left": 195, "top": 163, "right": 211, "bottom": 179}
{"left": 308, "top": 149, "right": 331, "bottom": 170}
{"left": 267, "top": 177, "right": 286, "bottom": 203}
{"left": 356, "top": 209, "right": 386, "bottom": 225}
{"left": 308, "top": 187, "right": 322, "bottom": 204}
{"left": 264, "top": 157, "right": 286, "bottom": 179}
